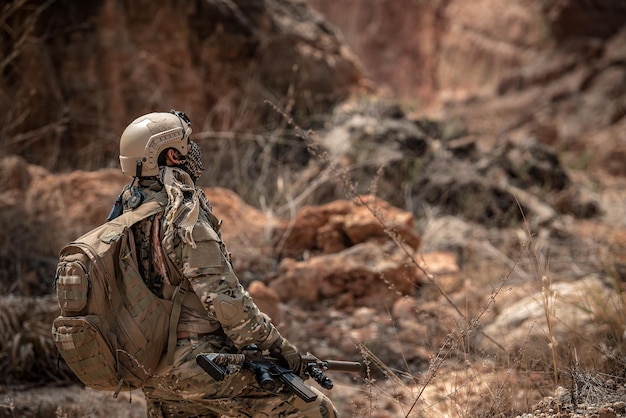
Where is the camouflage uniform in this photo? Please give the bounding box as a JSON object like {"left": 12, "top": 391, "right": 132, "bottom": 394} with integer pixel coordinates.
{"left": 122, "top": 175, "right": 338, "bottom": 418}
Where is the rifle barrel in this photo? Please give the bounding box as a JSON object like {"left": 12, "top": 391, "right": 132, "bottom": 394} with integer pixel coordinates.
{"left": 324, "top": 360, "right": 362, "bottom": 373}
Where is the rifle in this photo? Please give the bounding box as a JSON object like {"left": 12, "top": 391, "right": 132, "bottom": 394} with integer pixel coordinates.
{"left": 196, "top": 348, "right": 362, "bottom": 403}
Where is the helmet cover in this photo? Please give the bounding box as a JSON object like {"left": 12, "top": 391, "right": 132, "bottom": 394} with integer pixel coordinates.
{"left": 119, "top": 110, "right": 192, "bottom": 177}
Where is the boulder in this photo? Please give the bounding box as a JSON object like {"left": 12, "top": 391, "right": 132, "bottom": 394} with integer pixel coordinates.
{"left": 270, "top": 240, "right": 422, "bottom": 309}
{"left": 477, "top": 276, "right": 622, "bottom": 368}
{"left": 272, "top": 194, "right": 421, "bottom": 259}
{"left": 248, "top": 280, "right": 283, "bottom": 326}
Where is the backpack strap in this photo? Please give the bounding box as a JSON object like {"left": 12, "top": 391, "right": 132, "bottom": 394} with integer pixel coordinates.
{"left": 157, "top": 213, "right": 192, "bottom": 365}
{"left": 110, "top": 199, "right": 164, "bottom": 228}
{"left": 111, "top": 197, "right": 189, "bottom": 365}
{"left": 166, "top": 279, "right": 189, "bottom": 364}
{"left": 124, "top": 198, "right": 194, "bottom": 365}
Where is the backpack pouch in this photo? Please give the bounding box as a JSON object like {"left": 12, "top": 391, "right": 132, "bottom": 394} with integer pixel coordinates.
{"left": 55, "top": 254, "right": 90, "bottom": 313}
{"left": 52, "top": 315, "right": 120, "bottom": 390}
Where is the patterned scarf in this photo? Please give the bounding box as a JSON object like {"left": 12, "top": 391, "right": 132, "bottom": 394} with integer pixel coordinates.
{"left": 181, "top": 140, "right": 204, "bottom": 181}
{"left": 160, "top": 166, "right": 200, "bottom": 249}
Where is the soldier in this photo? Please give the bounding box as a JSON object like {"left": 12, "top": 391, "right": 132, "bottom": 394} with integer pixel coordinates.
{"left": 115, "top": 110, "right": 338, "bottom": 417}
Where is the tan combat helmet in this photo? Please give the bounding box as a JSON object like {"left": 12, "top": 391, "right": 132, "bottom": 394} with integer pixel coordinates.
{"left": 119, "top": 110, "right": 192, "bottom": 177}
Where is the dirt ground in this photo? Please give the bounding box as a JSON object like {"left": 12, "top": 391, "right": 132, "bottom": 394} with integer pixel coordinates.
{"left": 0, "top": 384, "right": 146, "bottom": 418}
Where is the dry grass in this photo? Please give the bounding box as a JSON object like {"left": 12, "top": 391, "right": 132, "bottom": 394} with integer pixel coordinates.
{"left": 0, "top": 98, "right": 623, "bottom": 417}
{"left": 265, "top": 104, "right": 626, "bottom": 417}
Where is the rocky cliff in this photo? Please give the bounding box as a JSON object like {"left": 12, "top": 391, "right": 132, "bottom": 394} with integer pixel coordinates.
{"left": 1, "top": 0, "right": 363, "bottom": 172}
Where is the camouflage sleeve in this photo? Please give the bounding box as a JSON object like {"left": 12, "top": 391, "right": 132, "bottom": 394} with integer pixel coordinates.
{"left": 181, "top": 220, "right": 284, "bottom": 350}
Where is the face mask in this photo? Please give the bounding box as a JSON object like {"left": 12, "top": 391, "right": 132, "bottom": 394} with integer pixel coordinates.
{"left": 181, "top": 140, "right": 204, "bottom": 181}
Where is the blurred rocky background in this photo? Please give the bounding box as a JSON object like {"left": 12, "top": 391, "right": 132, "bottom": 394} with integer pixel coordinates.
{"left": 1, "top": 0, "right": 625, "bottom": 417}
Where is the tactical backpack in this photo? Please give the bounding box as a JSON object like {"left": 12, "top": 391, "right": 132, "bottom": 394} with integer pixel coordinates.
{"left": 52, "top": 198, "right": 188, "bottom": 394}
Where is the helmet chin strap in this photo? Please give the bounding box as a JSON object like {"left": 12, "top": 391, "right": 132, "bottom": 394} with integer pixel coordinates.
{"left": 135, "top": 160, "right": 143, "bottom": 178}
